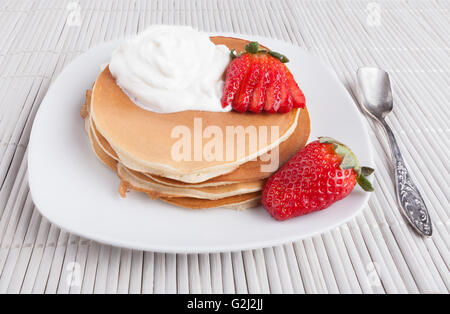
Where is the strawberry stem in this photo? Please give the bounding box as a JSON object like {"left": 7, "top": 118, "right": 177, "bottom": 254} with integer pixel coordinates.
{"left": 230, "top": 41, "right": 290, "bottom": 63}
{"left": 245, "top": 41, "right": 259, "bottom": 53}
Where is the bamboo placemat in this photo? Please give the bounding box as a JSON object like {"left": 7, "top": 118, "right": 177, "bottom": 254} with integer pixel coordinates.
{"left": 0, "top": 0, "right": 448, "bottom": 294}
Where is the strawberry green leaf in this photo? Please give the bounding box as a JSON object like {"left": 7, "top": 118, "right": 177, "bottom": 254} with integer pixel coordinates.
{"left": 357, "top": 175, "right": 374, "bottom": 192}
{"left": 268, "top": 51, "right": 289, "bottom": 63}
{"left": 361, "top": 166, "right": 375, "bottom": 176}
{"left": 340, "top": 151, "right": 359, "bottom": 170}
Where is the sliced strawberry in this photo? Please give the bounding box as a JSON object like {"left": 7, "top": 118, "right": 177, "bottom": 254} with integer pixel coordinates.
{"left": 264, "top": 58, "right": 283, "bottom": 113}
{"left": 285, "top": 69, "right": 305, "bottom": 108}
{"left": 276, "top": 63, "right": 291, "bottom": 113}
{"left": 233, "top": 60, "right": 253, "bottom": 112}
{"left": 232, "top": 83, "right": 248, "bottom": 113}
{"left": 233, "top": 56, "right": 262, "bottom": 112}
{"left": 221, "top": 53, "right": 252, "bottom": 108}
{"left": 248, "top": 77, "right": 265, "bottom": 113}
{"left": 278, "top": 87, "right": 293, "bottom": 113}
{"left": 221, "top": 41, "right": 305, "bottom": 113}
{"left": 248, "top": 57, "right": 271, "bottom": 113}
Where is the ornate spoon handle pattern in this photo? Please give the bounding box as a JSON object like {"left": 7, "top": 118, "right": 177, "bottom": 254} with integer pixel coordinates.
{"left": 381, "top": 119, "right": 432, "bottom": 236}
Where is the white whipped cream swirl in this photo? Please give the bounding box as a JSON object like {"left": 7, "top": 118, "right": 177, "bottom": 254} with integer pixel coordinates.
{"left": 109, "top": 25, "right": 232, "bottom": 113}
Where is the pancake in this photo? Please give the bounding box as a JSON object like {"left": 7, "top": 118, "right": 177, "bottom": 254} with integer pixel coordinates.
{"left": 88, "top": 120, "right": 261, "bottom": 208}
{"left": 80, "top": 90, "right": 91, "bottom": 119}
{"left": 86, "top": 115, "right": 118, "bottom": 171}
{"left": 117, "top": 163, "right": 263, "bottom": 199}
{"left": 89, "top": 114, "right": 242, "bottom": 187}
{"left": 90, "top": 36, "right": 303, "bottom": 183}
{"left": 87, "top": 114, "right": 264, "bottom": 200}
{"left": 148, "top": 107, "right": 310, "bottom": 184}
{"left": 90, "top": 115, "right": 119, "bottom": 161}
{"left": 145, "top": 173, "right": 238, "bottom": 187}
{"left": 160, "top": 192, "right": 261, "bottom": 210}
{"left": 88, "top": 103, "right": 309, "bottom": 186}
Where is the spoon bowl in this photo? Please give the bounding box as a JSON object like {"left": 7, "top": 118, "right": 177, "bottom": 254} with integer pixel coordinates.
{"left": 356, "top": 67, "right": 393, "bottom": 119}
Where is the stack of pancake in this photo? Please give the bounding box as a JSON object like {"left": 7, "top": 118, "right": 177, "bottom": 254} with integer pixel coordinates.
{"left": 81, "top": 37, "right": 310, "bottom": 210}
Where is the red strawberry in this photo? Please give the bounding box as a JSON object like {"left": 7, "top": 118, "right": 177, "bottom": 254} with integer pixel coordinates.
{"left": 233, "top": 57, "right": 262, "bottom": 112}
{"left": 221, "top": 41, "right": 306, "bottom": 113}
{"left": 264, "top": 61, "right": 283, "bottom": 113}
{"left": 248, "top": 57, "right": 271, "bottom": 113}
{"left": 262, "top": 137, "right": 374, "bottom": 220}
{"left": 221, "top": 53, "right": 252, "bottom": 109}
{"left": 286, "top": 69, "right": 305, "bottom": 108}
{"left": 276, "top": 63, "right": 293, "bottom": 113}
{"left": 278, "top": 92, "right": 293, "bottom": 113}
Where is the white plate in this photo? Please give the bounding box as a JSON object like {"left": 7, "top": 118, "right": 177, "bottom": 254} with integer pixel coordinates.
{"left": 28, "top": 34, "right": 373, "bottom": 253}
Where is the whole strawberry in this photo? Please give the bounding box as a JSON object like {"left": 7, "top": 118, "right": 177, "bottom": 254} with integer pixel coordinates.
{"left": 221, "top": 42, "right": 305, "bottom": 113}
{"left": 262, "top": 137, "right": 374, "bottom": 220}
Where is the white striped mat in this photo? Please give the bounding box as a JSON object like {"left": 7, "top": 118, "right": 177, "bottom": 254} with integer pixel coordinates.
{"left": 0, "top": 0, "right": 448, "bottom": 294}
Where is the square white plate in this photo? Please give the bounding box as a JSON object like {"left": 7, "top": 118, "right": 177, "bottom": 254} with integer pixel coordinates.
{"left": 28, "top": 34, "right": 373, "bottom": 253}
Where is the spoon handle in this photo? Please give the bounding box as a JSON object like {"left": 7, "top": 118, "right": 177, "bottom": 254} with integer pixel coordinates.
{"left": 380, "top": 119, "right": 432, "bottom": 236}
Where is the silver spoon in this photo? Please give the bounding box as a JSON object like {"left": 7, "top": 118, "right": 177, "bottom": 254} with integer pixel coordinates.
{"left": 356, "top": 67, "right": 432, "bottom": 237}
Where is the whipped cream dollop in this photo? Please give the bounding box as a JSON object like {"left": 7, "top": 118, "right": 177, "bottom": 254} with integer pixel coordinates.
{"left": 109, "top": 25, "right": 232, "bottom": 113}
